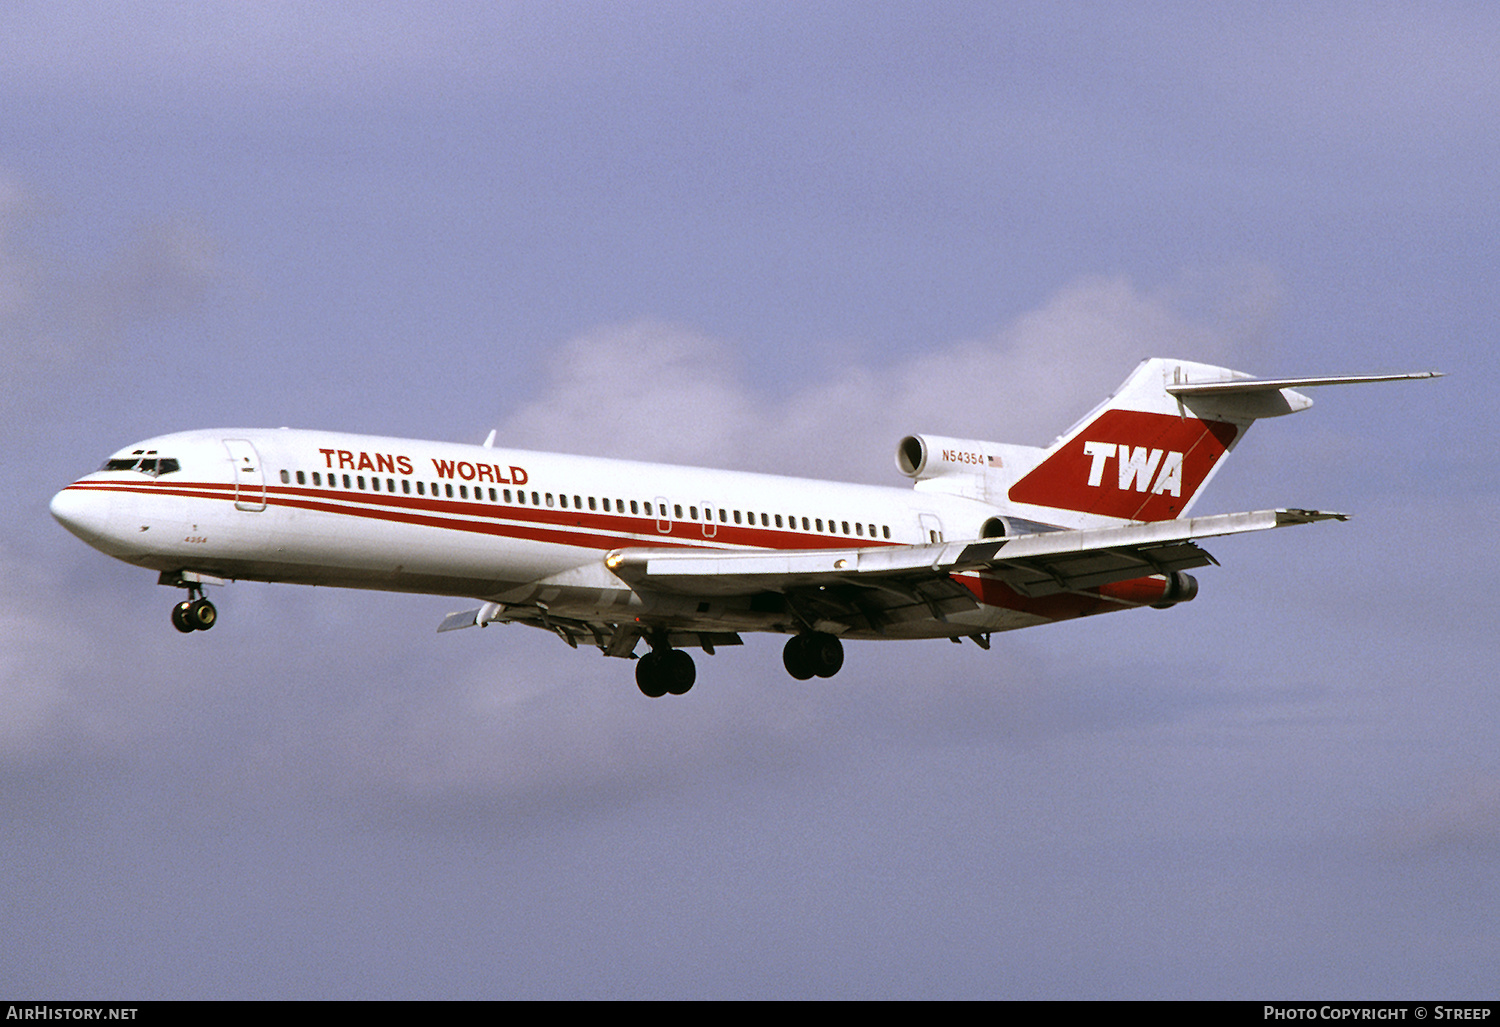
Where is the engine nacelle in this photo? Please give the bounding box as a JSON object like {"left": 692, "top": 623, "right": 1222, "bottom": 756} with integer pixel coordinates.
{"left": 895, "top": 433, "right": 994, "bottom": 481}
{"left": 977, "top": 515, "right": 1066, "bottom": 538}
{"left": 1150, "top": 571, "right": 1199, "bottom": 609}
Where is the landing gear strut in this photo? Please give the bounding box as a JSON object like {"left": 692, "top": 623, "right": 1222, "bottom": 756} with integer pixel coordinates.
{"left": 783, "top": 632, "right": 844, "bottom": 680}
{"left": 635, "top": 645, "right": 696, "bottom": 697}
{"left": 170, "top": 588, "right": 217, "bottom": 633}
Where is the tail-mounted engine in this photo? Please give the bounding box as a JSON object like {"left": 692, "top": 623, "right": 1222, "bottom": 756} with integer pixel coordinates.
{"left": 895, "top": 433, "right": 1049, "bottom": 502}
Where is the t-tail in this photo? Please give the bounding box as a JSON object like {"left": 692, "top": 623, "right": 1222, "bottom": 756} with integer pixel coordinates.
{"left": 999, "top": 357, "right": 1441, "bottom": 528}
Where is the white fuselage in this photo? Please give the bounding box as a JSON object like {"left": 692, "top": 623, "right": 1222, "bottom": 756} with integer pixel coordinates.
{"left": 51, "top": 427, "right": 1177, "bottom": 641}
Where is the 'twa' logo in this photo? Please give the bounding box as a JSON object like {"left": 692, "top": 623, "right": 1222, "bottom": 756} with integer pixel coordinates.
{"left": 1081, "top": 442, "right": 1184, "bottom": 496}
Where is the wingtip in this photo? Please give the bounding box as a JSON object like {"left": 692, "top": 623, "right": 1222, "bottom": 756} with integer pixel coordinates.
{"left": 1276, "top": 508, "right": 1350, "bottom": 524}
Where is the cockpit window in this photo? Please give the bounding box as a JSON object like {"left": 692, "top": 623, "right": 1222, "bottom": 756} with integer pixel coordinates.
{"left": 101, "top": 449, "right": 180, "bottom": 476}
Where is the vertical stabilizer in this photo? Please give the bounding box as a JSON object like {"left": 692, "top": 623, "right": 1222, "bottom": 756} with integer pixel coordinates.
{"left": 1006, "top": 359, "right": 1299, "bottom": 525}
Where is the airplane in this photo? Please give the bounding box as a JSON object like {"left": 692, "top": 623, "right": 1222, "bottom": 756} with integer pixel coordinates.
{"left": 50, "top": 357, "right": 1438, "bottom": 697}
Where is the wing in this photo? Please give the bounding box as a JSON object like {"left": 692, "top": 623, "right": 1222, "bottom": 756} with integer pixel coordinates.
{"left": 439, "top": 508, "right": 1344, "bottom": 644}
{"left": 601, "top": 507, "right": 1345, "bottom": 631}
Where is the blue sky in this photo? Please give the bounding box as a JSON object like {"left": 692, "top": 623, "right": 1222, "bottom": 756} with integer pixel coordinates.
{"left": 3, "top": 2, "right": 1494, "bottom": 998}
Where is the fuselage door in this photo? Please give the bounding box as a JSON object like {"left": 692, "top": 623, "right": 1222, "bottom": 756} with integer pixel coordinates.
{"left": 654, "top": 495, "right": 672, "bottom": 535}
{"left": 223, "top": 439, "right": 266, "bottom": 512}
{"left": 701, "top": 501, "right": 717, "bottom": 539}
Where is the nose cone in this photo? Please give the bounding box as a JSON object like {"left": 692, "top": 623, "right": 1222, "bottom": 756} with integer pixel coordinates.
{"left": 51, "top": 485, "right": 123, "bottom": 553}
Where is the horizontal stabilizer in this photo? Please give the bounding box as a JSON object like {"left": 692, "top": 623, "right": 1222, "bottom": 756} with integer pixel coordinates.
{"left": 1167, "top": 371, "right": 1442, "bottom": 396}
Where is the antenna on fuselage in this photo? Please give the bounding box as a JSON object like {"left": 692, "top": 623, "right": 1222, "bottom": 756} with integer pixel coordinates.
{"left": 482, "top": 430, "right": 496, "bottom": 449}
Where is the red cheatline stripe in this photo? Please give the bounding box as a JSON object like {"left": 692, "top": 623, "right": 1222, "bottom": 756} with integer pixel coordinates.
{"left": 60, "top": 480, "right": 897, "bottom": 555}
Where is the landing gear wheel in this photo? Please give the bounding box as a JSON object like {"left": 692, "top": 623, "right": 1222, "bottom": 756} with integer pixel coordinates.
{"left": 635, "top": 651, "right": 669, "bottom": 698}
{"left": 636, "top": 648, "right": 696, "bottom": 697}
{"left": 806, "top": 632, "right": 843, "bottom": 678}
{"left": 187, "top": 598, "right": 217, "bottom": 631}
{"left": 661, "top": 649, "right": 696, "bottom": 695}
{"left": 784, "top": 632, "right": 844, "bottom": 679}
{"left": 172, "top": 601, "right": 196, "bottom": 633}
{"left": 783, "top": 635, "right": 815, "bottom": 680}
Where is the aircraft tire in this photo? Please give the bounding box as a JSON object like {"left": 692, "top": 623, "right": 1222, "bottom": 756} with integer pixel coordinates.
{"left": 782, "top": 635, "right": 816, "bottom": 680}
{"left": 172, "top": 601, "right": 196, "bottom": 633}
{"left": 188, "top": 598, "right": 217, "bottom": 631}
{"left": 807, "top": 632, "right": 844, "bottom": 678}
{"left": 662, "top": 649, "right": 696, "bottom": 695}
{"left": 635, "top": 651, "right": 669, "bottom": 698}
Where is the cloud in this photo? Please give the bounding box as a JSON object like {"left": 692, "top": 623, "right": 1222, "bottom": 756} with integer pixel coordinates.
{"left": 499, "top": 270, "right": 1278, "bottom": 483}
{"left": 1385, "top": 773, "right": 1500, "bottom": 855}
{"left": 0, "top": 174, "right": 228, "bottom": 408}
{"left": 0, "top": 549, "right": 131, "bottom": 761}
{"left": 0, "top": 4, "right": 719, "bottom": 103}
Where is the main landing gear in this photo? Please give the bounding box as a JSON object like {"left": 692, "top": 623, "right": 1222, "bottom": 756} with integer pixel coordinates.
{"left": 782, "top": 632, "right": 844, "bottom": 680}
{"left": 170, "top": 589, "right": 217, "bottom": 633}
{"left": 635, "top": 646, "right": 696, "bottom": 698}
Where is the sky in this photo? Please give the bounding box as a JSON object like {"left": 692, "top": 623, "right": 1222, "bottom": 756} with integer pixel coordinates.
{"left": 2, "top": 1, "right": 1495, "bottom": 999}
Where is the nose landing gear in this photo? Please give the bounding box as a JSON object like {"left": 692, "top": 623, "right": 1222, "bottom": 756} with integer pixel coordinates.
{"left": 171, "top": 594, "right": 217, "bottom": 633}
{"left": 161, "top": 571, "right": 224, "bottom": 633}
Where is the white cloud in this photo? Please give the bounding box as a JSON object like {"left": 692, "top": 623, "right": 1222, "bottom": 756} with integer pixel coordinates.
{"left": 0, "top": 175, "right": 228, "bottom": 408}
{"left": 499, "top": 271, "right": 1274, "bottom": 483}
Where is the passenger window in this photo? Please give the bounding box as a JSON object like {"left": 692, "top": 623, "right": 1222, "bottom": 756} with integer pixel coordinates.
{"left": 644, "top": 502, "right": 653, "bottom": 516}
{"left": 856, "top": 522, "right": 864, "bottom": 536}
{"left": 674, "top": 504, "right": 683, "bottom": 519}
{"left": 689, "top": 506, "right": 698, "bottom": 519}
{"left": 357, "top": 476, "right": 366, "bottom": 489}
{"left": 403, "top": 480, "right": 411, "bottom": 495}
{"left": 504, "top": 489, "right": 512, "bottom": 502}
{"left": 882, "top": 526, "right": 890, "bottom": 539}
{"left": 517, "top": 490, "right": 525, "bottom": 504}
{"left": 459, "top": 485, "right": 467, "bottom": 499}
{"left": 815, "top": 518, "right": 823, "bottom": 531}
{"left": 589, "top": 497, "right": 597, "bottom": 511}
{"left": 802, "top": 517, "right": 810, "bottom": 530}
{"left": 630, "top": 500, "right": 639, "bottom": 515}
{"left": 296, "top": 471, "right": 306, "bottom": 485}
{"left": 489, "top": 488, "right": 497, "bottom": 501}
{"left": 280, "top": 470, "right": 289, "bottom": 484}
{"left": 733, "top": 510, "right": 742, "bottom": 524}
{"left": 841, "top": 521, "right": 849, "bottom": 534}
{"left": 416, "top": 481, "right": 424, "bottom": 495}
{"left": 445, "top": 484, "right": 454, "bottom": 498}
{"left": 388, "top": 478, "right": 395, "bottom": 491}
{"left": 574, "top": 495, "right": 582, "bottom": 508}
{"left": 557, "top": 494, "right": 566, "bottom": 509}
{"left": 313, "top": 472, "right": 322, "bottom": 486}
{"left": 774, "top": 514, "right": 782, "bottom": 528}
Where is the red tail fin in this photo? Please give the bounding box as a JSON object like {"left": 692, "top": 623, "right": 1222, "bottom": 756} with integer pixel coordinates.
{"left": 1005, "top": 358, "right": 1296, "bottom": 524}
{"left": 1008, "top": 408, "right": 1240, "bottom": 521}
